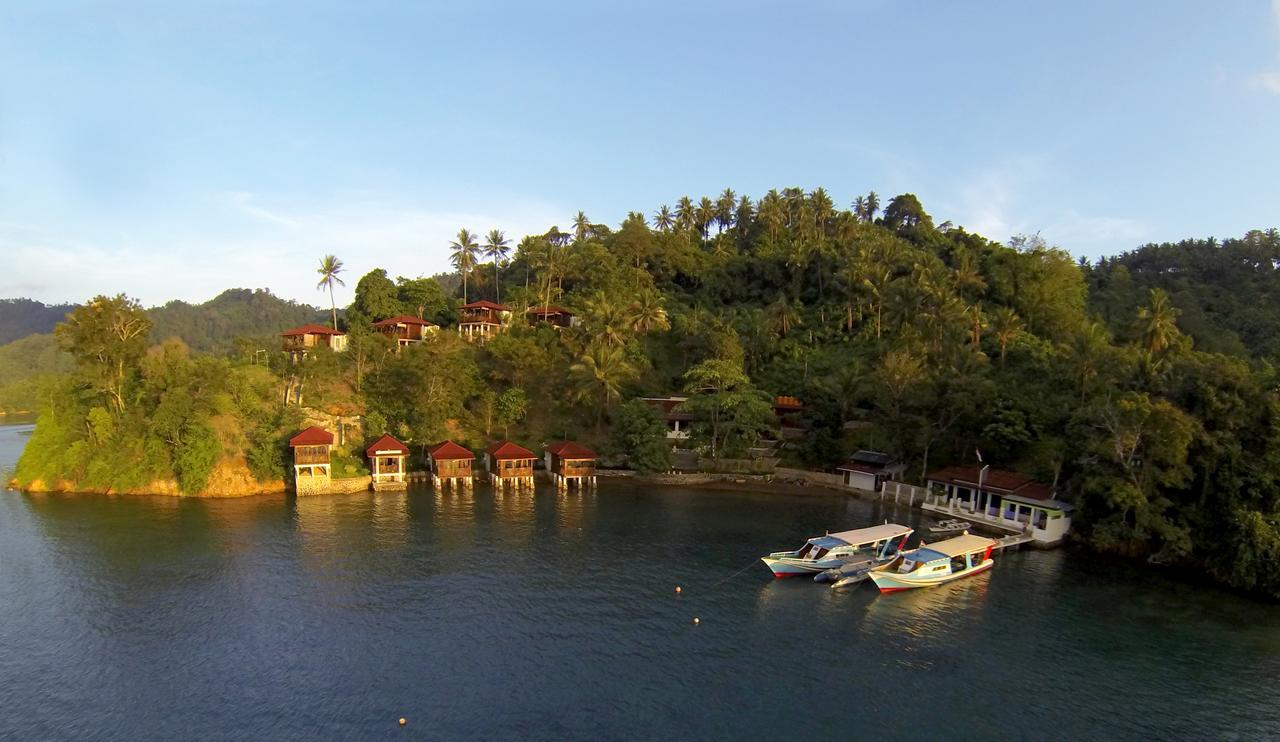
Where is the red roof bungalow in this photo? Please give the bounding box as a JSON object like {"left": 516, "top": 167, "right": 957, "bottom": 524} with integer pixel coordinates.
{"left": 366, "top": 433, "right": 409, "bottom": 490}
{"left": 544, "top": 441, "right": 597, "bottom": 488}
{"left": 484, "top": 440, "right": 536, "bottom": 488}
{"left": 281, "top": 324, "right": 348, "bottom": 356}
{"left": 289, "top": 426, "right": 334, "bottom": 494}
{"left": 427, "top": 440, "right": 475, "bottom": 488}
{"left": 459, "top": 300, "right": 512, "bottom": 342}
{"left": 527, "top": 305, "right": 577, "bottom": 329}
{"left": 372, "top": 315, "right": 438, "bottom": 347}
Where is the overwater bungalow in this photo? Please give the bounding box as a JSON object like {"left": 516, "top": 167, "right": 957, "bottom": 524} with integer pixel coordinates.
{"left": 372, "top": 315, "right": 437, "bottom": 348}
{"left": 458, "top": 300, "right": 512, "bottom": 342}
{"left": 427, "top": 440, "right": 474, "bottom": 490}
{"left": 544, "top": 441, "right": 597, "bottom": 490}
{"left": 639, "top": 396, "right": 692, "bottom": 440}
{"left": 526, "top": 305, "right": 577, "bottom": 330}
{"left": 923, "top": 465, "right": 1073, "bottom": 546}
{"left": 281, "top": 324, "right": 348, "bottom": 359}
{"left": 366, "top": 433, "right": 409, "bottom": 491}
{"left": 289, "top": 426, "right": 334, "bottom": 495}
{"left": 837, "top": 450, "right": 906, "bottom": 492}
{"left": 485, "top": 440, "right": 536, "bottom": 490}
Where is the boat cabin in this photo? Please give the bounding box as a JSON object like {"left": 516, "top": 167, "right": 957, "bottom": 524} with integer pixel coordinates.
{"left": 459, "top": 300, "right": 512, "bottom": 342}
{"left": 761, "top": 523, "right": 914, "bottom": 578}
{"left": 869, "top": 533, "right": 995, "bottom": 593}
{"left": 527, "top": 305, "right": 577, "bottom": 330}
{"left": 923, "top": 466, "right": 1072, "bottom": 545}
{"left": 372, "top": 315, "right": 437, "bottom": 348}
{"left": 837, "top": 450, "right": 906, "bottom": 492}
{"left": 544, "top": 441, "right": 597, "bottom": 490}
{"left": 639, "top": 396, "right": 692, "bottom": 440}
{"left": 485, "top": 440, "right": 536, "bottom": 490}
{"left": 281, "top": 324, "right": 348, "bottom": 359}
{"left": 289, "top": 426, "right": 334, "bottom": 495}
{"left": 427, "top": 440, "right": 474, "bottom": 490}
{"left": 366, "top": 433, "right": 409, "bottom": 491}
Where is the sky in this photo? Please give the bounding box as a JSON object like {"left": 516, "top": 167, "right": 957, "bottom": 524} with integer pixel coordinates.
{"left": 1, "top": 0, "right": 1278, "bottom": 307}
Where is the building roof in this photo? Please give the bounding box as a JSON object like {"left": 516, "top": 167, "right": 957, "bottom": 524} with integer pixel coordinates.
{"left": 365, "top": 434, "right": 409, "bottom": 457}
{"left": 281, "top": 323, "right": 345, "bottom": 337}
{"left": 527, "top": 305, "right": 573, "bottom": 316}
{"left": 837, "top": 450, "right": 898, "bottom": 473}
{"left": 289, "top": 426, "right": 334, "bottom": 447}
{"left": 461, "top": 299, "right": 512, "bottom": 311}
{"left": 427, "top": 440, "right": 475, "bottom": 460}
{"left": 917, "top": 533, "right": 994, "bottom": 558}
{"left": 372, "top": 315, "right": 436, "bottom": 328}
{"left": 485, "top": 440, "right": 536, "bottom": 460}
{"left": 545, "top": 441, "right": 597, "bottom": 459}
{"left": 925, "top": 465, "right": 1053, "bottom": 498}
{"left": 773, "top": 395, "right": 804, "bottom": 410}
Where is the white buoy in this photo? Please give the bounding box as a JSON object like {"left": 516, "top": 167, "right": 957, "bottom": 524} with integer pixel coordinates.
{"left": 692, "top": 617, "right": 700, "bottom": 625}
{"left": 675, "top": 585, "right": 682, "bottom": 594}
{"left": 399, "top": 718, "right": 407, "bottom": 726}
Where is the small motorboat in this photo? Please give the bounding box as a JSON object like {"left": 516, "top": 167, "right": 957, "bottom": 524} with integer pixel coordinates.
{"left": 929, "top": 518, "right": 972, "bottom": 535}
{"left": 761, "top": 523, "right": 913, "bottom": 579}
{"left": 867, "top": 533, "right": 996, "bottom": 593}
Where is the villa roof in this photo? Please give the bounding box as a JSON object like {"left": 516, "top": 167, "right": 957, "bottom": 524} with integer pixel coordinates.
{"left": 427, "top": 440, "right": 475, "bottom": 460}
{"left": 774, "top": 395, "right": 804, "bottom": 410}
{"left": 461, "top": 299, "right": 511, "bottom": 311}
{"left": 837, "top": 450, "right": 900, "bottom": 474}
{"left": 486, "top": 440, "right": 536, "bottom": 460}
{"left": 281, "top": 323, "right": 345, "bottom": 337}
{"left": 918, "top": 533, "right": 994, "bottom": 558}
{"left": 527, "top": 305, "right": 573, "bottom": 316}
{"left": 925, "top": 465, "right": 1053, "bottom": 498}
{"left": 372, "top": 315, "right": 436, "bottom": 328}
{"left": 365, "top": 434, "right": 409, "bottom": 457}
{"left": 289, "top": 426, "right": 334, "bottom": 447}
{"left": 545, "top": 441, "right": 597, "bottom": 459}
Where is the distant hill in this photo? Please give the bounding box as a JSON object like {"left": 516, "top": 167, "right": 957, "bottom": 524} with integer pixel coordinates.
{"left": 1086, "top": 229, "right": 1280, "bottom": 358}
{"left": 148, "top": 288, "right": 328, "bottom": 353}
{"left": 0, "top": 298, "right": 75, "bottom": 346}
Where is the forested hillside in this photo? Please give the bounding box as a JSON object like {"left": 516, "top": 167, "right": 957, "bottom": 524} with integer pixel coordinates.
{"left": 11, "top": 188, "right": 1280, "bottom": 596}
{"left": 0, "top": 298, "right": 75, "bottom": 345}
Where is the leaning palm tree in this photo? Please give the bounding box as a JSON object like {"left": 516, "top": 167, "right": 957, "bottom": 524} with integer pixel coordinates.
{"left": 449, "top": 229, "right": 480, "bottom": 304}
{"left": 316, "top": 254, "right": 345, "bottom": 330}
{"left": 483, "top": 229, "right": 511, "bottom": 302}
{"left": 570, "top": 341, "right": 638, "bottom": 430}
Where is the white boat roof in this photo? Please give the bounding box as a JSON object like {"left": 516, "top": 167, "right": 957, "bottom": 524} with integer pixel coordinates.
{"left": 825, "top": 523, "right": 912, "bottom": 546}
{"left": 918, "top": 533, "right": 994, "bottom": 558}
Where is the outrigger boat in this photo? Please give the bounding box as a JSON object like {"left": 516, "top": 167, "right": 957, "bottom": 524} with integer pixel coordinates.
{"left": 866, "top": 533, "right": 995, "bottom": 593}
{"left": 928, "top": 518, "right": 972, "bottom": 535}
{"left": 761, "top": 523, "right": 913, "bottom": 579}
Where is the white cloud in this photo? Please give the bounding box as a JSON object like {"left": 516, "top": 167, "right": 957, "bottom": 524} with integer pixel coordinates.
{"left": 1250, "top": 0, "right": 1280, "bottom": 94}
{"left": 0, "top": 194, "right": 567, "bottom": 306}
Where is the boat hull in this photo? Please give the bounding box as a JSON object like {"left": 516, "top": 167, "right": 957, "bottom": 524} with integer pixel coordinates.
{"left": 760, "top": 556, "right": 842, "bottom": 577}
{"left": 869, "top": 558, "right": 993, "bottom": 593}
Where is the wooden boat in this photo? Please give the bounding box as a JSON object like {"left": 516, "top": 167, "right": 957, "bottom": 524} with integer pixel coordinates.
{"left": 761, "top": 523, "right": 913, "bottom": 579}
{"left": 929, "top": 518, "right": 972, "bottom": 534}
{"left": 866, "top": 533, "right": 995, "bottom": 593}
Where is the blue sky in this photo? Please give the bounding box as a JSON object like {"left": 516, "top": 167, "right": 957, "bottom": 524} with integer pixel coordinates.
{"left": 1, "top": 1, "right": 1278, "bottom": 306}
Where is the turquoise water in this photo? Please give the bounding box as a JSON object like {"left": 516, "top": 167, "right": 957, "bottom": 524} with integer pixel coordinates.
{"left": 1, "top": 421, "right": 1278, "bottom": 740}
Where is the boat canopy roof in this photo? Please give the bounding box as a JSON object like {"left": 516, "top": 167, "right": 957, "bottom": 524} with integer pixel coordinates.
{"left": 910, "top": 548, "right": 950, "bottom": 563}
{"left": 809, "top": 523, "right": 912, "bottom": 548}
{"left": 919, "top": 533, "right": 994, "bottom": 558}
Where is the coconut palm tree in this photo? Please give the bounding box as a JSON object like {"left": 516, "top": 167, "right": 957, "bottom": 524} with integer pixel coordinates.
{"left": 570, "top": 341, "right": 637, "bottom": 429}
{"left": 316, "top": 254, "right": 345, "bottom": 330}
{"left": 865, "top": 191, "right": 881, "bottom": 221}
{"left": 628, "top": 291, "right": 670, "bottom": 334}
{"left": 674, "top": 197, "right": 695, "bottom": 232}
{"left": 653, "top": 205, "right": 675, "bottom": 232}
{"left": 852, "top": 196, "right": 866, "bottom": 221}
{"left": 1135, "top": 288, "right": 1181, "bottom": 356}
{"left": 1064, "top": 321, "right": 1110, "bottom": 399}
{"left": 766, "top": 294, "right": 801, "bottom": 338}
{"left": 573, "top": 211, "right": 591, "bottom": 243}
{"left": 483, "top": 229, "right": 510, "bottom": 302}
{"left": 449, "top": 229, "right": 480, "bottom": 304}
{"left": 695, "top": 197, "right": 715, "bottom": 242}
{"left": 990, "top": 306, "right": 1023, "bottom": 365}
{"left": 715, "top": 189, "right": 736, "bottom": 234}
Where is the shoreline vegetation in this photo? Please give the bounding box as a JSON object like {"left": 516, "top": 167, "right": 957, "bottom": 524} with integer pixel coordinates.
{"left": 7, "top": 188, "right": 1280, "bottom": 598}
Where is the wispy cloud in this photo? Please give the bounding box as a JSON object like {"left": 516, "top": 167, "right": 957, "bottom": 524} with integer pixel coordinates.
{"left": 1249, "top": 0, "right": 1280, "bottom": 94}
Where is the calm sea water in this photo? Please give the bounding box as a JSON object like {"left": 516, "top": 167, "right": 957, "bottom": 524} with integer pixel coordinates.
{"left": 2, "top": 421, "right": 1279, "bottom": 741}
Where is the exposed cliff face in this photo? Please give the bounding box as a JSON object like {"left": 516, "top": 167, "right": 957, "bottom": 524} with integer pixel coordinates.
{"left": 12, "top": 456, "right": 287, "bottom": 498}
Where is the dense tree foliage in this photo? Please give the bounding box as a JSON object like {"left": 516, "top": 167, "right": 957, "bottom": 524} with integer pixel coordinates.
{"left": 0, "top": 298, "right": 75, "bottom": 345}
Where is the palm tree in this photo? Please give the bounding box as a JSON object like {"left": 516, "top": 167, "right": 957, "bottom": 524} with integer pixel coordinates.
{"left": 852, "top": 196, "right": 866, "bottom": 222}
{"left": 766, "top": 294, "right": 801, "bottom": 338}
{"left": 583, "top": 293, "right": 630, "bottom": 347}
{"left": 449, "top": 229, "right": 480, "bottom": 304}
{"left": 757, "top": 192, "right": 784, "bottom": 241}
{"left": 573, "top": 211, "right": 591, "bottom": 243}
{"left": 315, "top": 255, "right": 346, "bottom": 330}
{"left": 865, "top": 191, "right": 880, "bottom": 221}
{"left": 695, "top": 197, "right": 715, "bottom": 242}
{"left": 628, "top": 291, "right": 670, "bottom": 334}
{"left": 674, "top": 197, "right": 695, "bottom": 232}
{"left": 1135, "top": 288, "right": 1181, "bottom": 356}
{"left": 715, "top": 189, "right": 736, "bottom": 234}
{"left": 570, "top": 341, "right": 637, "bottom": 429}
{"left": 483, "top": 229, "right": 510, "bottom": 302}
{"left": 953, "top": 251, "right": 988, "bottom": 299}
{"left": 653, "top": 205, "right": 675, "bottom": 232}
{"left": 990, "top": 306, "right": 1023, "bottom": 365}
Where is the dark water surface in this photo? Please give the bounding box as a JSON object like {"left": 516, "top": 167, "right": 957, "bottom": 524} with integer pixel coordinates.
{"left": 2, "top": 422, "right": 1278, "bottom": 741}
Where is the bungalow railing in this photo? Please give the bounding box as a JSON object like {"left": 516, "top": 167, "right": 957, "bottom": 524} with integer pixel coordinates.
{"left": 294, "top": 451, "right": 330, "bottom": 466}
{"left": 561, "top": 464, "right": 596, "bottom": 478}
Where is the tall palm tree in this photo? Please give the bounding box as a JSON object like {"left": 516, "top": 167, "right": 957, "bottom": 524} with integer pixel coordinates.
{"left": 1135, "top": 288, "right": 1181, "bottom": 356}
{"left": 628, "top": 291, "right": 670, "bottom": 334}
{"left": 653, "top": 205, "right": 675, "bottom": 232}
{"left": 715, "top": 189, "right": 736, "bottom": 234}
{"left": 990, "top": 306, "right": 1023, "bottom": 365}
{"left": 570, "top": 341, "right": 637, "bottom": 429}
{"left": 852, "top": 196, "right": 866, "bottom": 222}
{"left": 573, "top": 211, "right": 591, "bottom": 243}
{"left": 483, "top": 229, "right": 510, "bottom": 302}
{"left": 1065, "top": 321, "right": 1110, "bottom": 399}
{"left": 449, "top": 229, "right": 480, "bottom": 304}
{"left": 674, "top": 197, "right": 695, "bottom": 232}
{"left": 766, "top": 294, "right": 801, "bottom": 338}
{"left": 865, "top": 191, "right": 880, "bottom": 222}
{"left": 316, "top": 255, "right": 346, "bottom": 330}
{"left": 695, "top": 197, "right": 715, "bottom": 242}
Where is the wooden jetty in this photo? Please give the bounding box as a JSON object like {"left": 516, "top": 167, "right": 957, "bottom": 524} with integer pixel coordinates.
{"left": 544, "top": 441, "right": 598, "bottom": 490}
{"left": 485, "top": 441, "right": 536, "bottom": 491}
{"left": 427, "top": 440, "right": 474, "bottom": 491}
